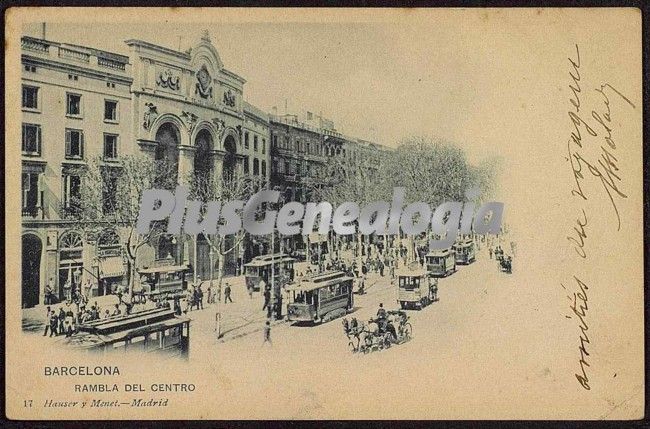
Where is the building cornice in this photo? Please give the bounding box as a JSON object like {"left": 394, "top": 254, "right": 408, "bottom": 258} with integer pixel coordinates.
{"left": 22, "top": 54, "right": 133, "bottom": 85}
{"left": 125, "top": 39, "right": 191, "bottom": 61}
{"left": 222, "top": 68, "right": 246, "bottom": 85}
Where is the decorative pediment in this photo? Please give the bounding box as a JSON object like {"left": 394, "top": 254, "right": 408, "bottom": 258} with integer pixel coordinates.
{"left": 212, "top": 118, "right": 226, "bottom": 140}
{"left": 142, "top": 102, "right": 158, "bottom": 130}
{"left": 157, "top": 68, "right": 181, "bottom": 90}
{"left": 181, "top": 111, "right": 199, "bottom": 133}
{"left": 223, "top": 89, "right": 236, "bottom": 108}
{"left": 195, "top": 65, "right": 213, "bottom": 100}
{"left": 190, "top": 30, "right": 224, "bottom": 76}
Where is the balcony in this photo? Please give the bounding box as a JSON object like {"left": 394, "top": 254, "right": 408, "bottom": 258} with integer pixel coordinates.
{"left": 22, "top": 205, "right": 44, "bottom": 219}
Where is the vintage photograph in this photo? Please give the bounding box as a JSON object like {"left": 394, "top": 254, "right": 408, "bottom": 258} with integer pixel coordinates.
{"left": 6, "top": 8, "right": 644, "bottom": 420}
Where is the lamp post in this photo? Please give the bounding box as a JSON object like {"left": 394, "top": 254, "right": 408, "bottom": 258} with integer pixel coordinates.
{"left": 270, "top": 185, "right": 284, "bottom": 320}
{"left": 72, "top": 267, "right": 81, "bottom": 289}
{"left": 210, "top": 246, "right": 221, "bottom": 338}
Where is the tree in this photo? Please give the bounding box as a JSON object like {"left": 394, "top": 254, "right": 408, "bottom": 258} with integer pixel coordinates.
{"left": 384, "top": 136, "right": 501, "bottom": 260}
{"left": 186, "top": 169, "right": 265, "bottom": 337}
{"left": 186, "top": 170, "right": 265, "bottom": 290}
{"left": 307, "top": 146, "right": 391, "bottom": 262}
{"left": 71, "top": 155, "right": 178, "bottom": 299}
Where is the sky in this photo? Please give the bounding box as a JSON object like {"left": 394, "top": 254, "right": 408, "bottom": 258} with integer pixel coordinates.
{"left": 23, "top": 19, "right": 505, "bottom": 164}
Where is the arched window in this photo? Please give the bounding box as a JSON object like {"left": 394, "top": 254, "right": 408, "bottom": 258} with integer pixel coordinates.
{"left": 59, "top": 231, "right": 83, "bottom": 250}
{"left": 194, "top": 129, "right": 213, "bottom": 179}
{"left": 98, "top": 229, "right": 120, "bottom": 248}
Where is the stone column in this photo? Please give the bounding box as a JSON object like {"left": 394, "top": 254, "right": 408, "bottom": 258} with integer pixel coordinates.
{"left": 212, "top": 150, "right": 224, "bottom": 183}
{"left": 178, "top": 145, "right": 196, "bottom": 185}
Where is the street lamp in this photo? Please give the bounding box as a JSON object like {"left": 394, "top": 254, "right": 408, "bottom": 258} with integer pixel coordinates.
{"left": 73, "top": 267, "right": 81, "bottom": 286}
{"left": 209, "top": 246, "right": 221, "bottom": 338}
{"left": 270, "top": 185, "right": 284, "bottom": 321}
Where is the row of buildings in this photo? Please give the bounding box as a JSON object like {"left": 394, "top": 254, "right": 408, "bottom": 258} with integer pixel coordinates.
{"left": 20, "top": 29, "right": 388, "bottom": 308}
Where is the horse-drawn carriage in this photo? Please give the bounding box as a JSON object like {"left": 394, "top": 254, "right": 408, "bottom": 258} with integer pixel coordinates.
{"left": 342, "top": 310, "right": 412, "bottom": 353}
{"left": 499, "top": 255, "right": 513, "bottom": 274}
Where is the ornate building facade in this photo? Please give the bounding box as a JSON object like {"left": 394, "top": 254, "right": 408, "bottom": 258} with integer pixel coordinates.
{"left": 20, "top": 30, "right": 382, "bottom": 308}
{"left": 20, "top": 31, "right": 273, "bottom": 308}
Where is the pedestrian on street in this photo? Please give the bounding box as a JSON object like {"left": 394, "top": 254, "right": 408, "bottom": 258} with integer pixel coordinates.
{"left": 224, "top": 283, "right": 233, "bottom": 303}
{"left": 44, "top": 280, "right": 53, "bottom": 305}
{"left": 197, "top": 285, "right": 204, "bottom": 309}
{"left": 63, "top": 279, "right": 72, "bottom": 303}
{"left": 43, "top": 306, "right": 53, "bottom": 336}
{"left": 262, "top": 288, "right": 271, "bottom": 311}
{"left": 49, "top": 309, "right": 59, "bottom": 337}
{"left": 267, "top": 293, "right": 274, "bottom": 319}
{"left": 274, "top": 293, "right": 282, "bottom": 319}
{"left": 64, "top": 307, "right": 75, "bottom": 337}
{"left": 489, "top": 247, "right": 493, "bottom": 259}
{"left": 58, "top": 307, "right": 66, "bottom": 334}
{"left": 379, "top": 259, "right": 385, "bottom": 277}
{"left": 247, "top": 285, "right": 253, "bottom": 299}
{"left": 112, "top": 303, "right": 122, "bottom": 317}
{"left": 83, "top": 279, "right": 93, "bottom": 302}
{"left": 263, "top": 320, "right": 272, "bottom": 346}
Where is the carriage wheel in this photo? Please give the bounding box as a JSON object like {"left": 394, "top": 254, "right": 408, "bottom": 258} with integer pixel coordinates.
{"left": 403, "top": 323, "right": 413, "bottom": 339}
{"left": 364, "top": 335, "right": 373, "bottom": 352}
{"left": 383, "top": 333, "right": 392, "bottom": 348}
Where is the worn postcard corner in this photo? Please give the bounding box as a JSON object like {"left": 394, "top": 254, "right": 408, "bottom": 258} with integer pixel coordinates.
{"left": 4, "top": 7, "right": 644, "bottom": 420}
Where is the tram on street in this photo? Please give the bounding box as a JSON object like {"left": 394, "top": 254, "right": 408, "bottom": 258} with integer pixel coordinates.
{"left": 70, "top": 308, "right": 191, "bottom": 359}
{"left": 244, "top": 253, "right": 296, "bottom": 291}
{"left": 453, "top": 237, "right": 476, "bottom": 265}
{"left": 286, "top": 271, "right": 354, "bottom": 324}
{"left": 426, "top": 248, "right": 456, "bottom": 277}
{"left": 396, "top": 268, "right": 438, "bottom": 309}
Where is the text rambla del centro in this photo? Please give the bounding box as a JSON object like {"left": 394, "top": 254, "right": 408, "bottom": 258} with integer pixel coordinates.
{"left": 137, "top": 187, "right": 504, "bottom": 249}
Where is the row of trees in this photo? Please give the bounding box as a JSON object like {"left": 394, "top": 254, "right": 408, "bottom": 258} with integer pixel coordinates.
{"left": 307, "top": 136, "right": 501, "bottom": 261}
{"left": 70, "top": 136, "right": 500, "bottom": 299}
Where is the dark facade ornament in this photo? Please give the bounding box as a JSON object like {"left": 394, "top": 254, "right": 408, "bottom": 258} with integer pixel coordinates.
{"left": 85, "top": 230, "right": 100, "bottom": 244}
{"left": 181, "top": 111, "right": 199, "bottom": 134}
{"left": 223, "top": 88, "right": 236, "bottom": 107}
{"left": 143, "top": 102, "right": 158, "bottom": 130}
{"left": 157, "top": 68, "right": 181, "bottom": 90}
{"left": 212, "top": 118, "right": 226, "bottom": 140}
{"left": 195, "top": 65, "right": 213, "bottom": 99}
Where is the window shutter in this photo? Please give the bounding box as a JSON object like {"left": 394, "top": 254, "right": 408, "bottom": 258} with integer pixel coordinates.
{"left": 63, "top": 175, "right": 69, "bottom": 208}
{"left": 65, "top": 130, "right": 71, "bottom": 156}
{"left": 37, "top": 126, "right": 41, "bottom": 154}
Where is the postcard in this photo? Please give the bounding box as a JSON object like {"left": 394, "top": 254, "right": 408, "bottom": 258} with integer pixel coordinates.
{"left": 5, "top": 7, "right": 644, "bottom": 420}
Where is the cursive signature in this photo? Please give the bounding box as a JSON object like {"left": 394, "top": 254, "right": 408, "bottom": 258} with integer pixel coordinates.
{"left": 562, "top": 276, "right": 591, "bottom": 390}
{"left": 567, "top": 209, "right": 588, "bottom": 258}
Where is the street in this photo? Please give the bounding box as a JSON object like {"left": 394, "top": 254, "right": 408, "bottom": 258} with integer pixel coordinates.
{"left": 18, "top": 243, "right": 578, "bottom": 419}
{"left": 169, "top": 245, "right": 561, "bottom": 419}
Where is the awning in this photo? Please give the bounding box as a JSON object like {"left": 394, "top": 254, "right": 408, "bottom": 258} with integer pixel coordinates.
{"left": 138, "top": 264, "right": 189, "bottom": 274}
{"left": 99, "top": 256, "right": 126, "bottom": 278}
{"left": 308, "top": 233, "right": 328, "bottom": 243}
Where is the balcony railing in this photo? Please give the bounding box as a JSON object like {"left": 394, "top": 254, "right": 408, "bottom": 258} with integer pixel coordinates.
{"left": 59, "top": 47, "right": 90, "bottom": 63}
{"left": 22, "top": 205, "right": 44, "bottom": 219}
{"left": 21, "top": 37, "right": 50, "bottom": 53}
{"left": 21, "top": 37, "right": 129, "bottom": 74}
{"left": 98, "top": 56, "right": 126, "bottom": 71}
